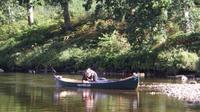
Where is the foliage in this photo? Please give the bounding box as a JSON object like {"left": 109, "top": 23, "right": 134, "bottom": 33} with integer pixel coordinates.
{"left": 98, "top": 30, "right": 131, "bottom": 55}
{"left": 0, "top": 0, "right": 200, "bottom": 74}
{"left": 165, "top": 33, "right": 200, "bottom": 53}
{"left": 56, "top": 30, "right": 132, "bottom": 71}
{"left": 84, "top": 0, "right": 172, "bottom": 43}
{"left": 168, "top": 0, "right": 197, "bottom": 32}
{"left": 157, "top": 48, "right": 199, "bottom": 73}
{"left": 90, "top": 30, "right": 131, "bottom": 70}
{"left": 0, "top": 0, "right": 26, "bottom": 25}
{"left": 197, "top": 60, "right": 200, "bottom": 73}
{"left": 132, "top": 0, "right": 171, "bottom": 31}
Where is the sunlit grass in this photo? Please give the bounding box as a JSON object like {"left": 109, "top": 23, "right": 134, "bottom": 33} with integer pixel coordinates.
{"left": 0, "top": 2, "right": 199, "bottom": 73}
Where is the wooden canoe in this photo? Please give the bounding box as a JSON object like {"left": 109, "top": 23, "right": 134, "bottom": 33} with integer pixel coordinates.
{"left": 54, "top": 75, "right": 139, "bottom": 90}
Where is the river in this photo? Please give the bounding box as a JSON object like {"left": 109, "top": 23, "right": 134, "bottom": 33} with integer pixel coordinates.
{"left": 0, "top": 73, "right": 199, "bottom": 112}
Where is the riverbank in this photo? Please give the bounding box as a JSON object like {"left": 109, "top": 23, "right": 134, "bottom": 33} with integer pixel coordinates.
{"left": 140, "top": 83, "right": 200, "bottom": 104}
{"left": 0, "top": 19, "right": 200, "bottom": 74}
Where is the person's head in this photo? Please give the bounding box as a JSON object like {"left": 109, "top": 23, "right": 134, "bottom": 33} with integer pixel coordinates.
{"left": 84, "top": 68, "right": 91, "bottom": 77}
{"left": 86, "top": 68, "right": 91, "bottom": 72}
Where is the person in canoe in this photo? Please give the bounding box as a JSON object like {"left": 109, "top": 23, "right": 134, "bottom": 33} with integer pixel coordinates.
{"left": 82, "top": 68, "right": 98, "bottom": 83}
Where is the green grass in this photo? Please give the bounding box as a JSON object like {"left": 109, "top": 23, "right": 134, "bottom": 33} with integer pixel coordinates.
{"left": 0, "top": 3, "right": 199, "bottom": 74}
{"left": 0, "top": 17, "right": 200, "bottom": 74}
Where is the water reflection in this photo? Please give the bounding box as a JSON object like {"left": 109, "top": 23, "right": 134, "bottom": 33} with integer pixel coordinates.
{"left": 82, "top": 89, "right": 96, "bottom": 112}
{"left": 1, "top": 74, "right": 200, "bottom": 112}
{"left": 54, "top": 88, "right": 139, "bottom": 112}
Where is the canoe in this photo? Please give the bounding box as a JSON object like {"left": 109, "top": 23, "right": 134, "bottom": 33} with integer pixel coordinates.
{"left": 54, "top": 75, "right": 139, "bottom": 90}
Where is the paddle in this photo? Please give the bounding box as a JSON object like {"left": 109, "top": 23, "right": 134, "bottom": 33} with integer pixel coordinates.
{"left": 50, "top": 66, "right": 57, "bottom": 75}
{"left": 50, "top": 67, "right": 64, "bottom": 80}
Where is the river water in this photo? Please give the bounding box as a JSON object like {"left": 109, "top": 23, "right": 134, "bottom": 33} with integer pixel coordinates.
{"left": 0, "top": 73, "right": 199, "bottom": 112}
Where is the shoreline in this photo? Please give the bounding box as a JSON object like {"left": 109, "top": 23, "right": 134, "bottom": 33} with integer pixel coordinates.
{"left": 139, "top": 83, "right": 200, "bottom": 104}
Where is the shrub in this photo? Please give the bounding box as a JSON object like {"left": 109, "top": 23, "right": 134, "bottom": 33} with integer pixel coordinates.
{"left": 98, "top": 30, "right": 131, "bottom": 55}
{"left": 157, "top": 48, "right": 199, "bottom": 72}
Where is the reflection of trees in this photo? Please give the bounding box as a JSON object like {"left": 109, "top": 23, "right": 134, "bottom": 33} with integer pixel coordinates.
{"left": 54, "top": 88, "right": 139, "bottom": 112}
{"left": 0, "top": 74, "right": 139, "bottom": 112}
{"left": 0, "top": 74, "right": 65, "bottom": 112}
{"left": 82, "top": 89, "right": 95, "bottom": 112}
{"left": 138, "top": 92, "right": 186, "bottom": 112}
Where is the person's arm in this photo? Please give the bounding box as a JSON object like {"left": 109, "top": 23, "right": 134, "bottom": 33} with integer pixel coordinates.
{"left": 82, "top": 75, "right": 89, "bottom": 83}
{"left": 83, "top": 80, "right": 89, "bottom": 83}
{"left": 93, "top": 73, "right": 98, "bottom": 81}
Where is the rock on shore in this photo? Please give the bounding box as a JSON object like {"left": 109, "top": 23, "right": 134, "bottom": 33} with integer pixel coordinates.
{"left": 0, "top": 68, "right": 4, "bottom": 73}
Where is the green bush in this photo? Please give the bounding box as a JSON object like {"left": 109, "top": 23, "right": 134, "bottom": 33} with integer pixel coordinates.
{"left": 194, "top": 0, "right": 200, "bottom": 5}
{"left": 98, "top": 30, "right": 131, "bottom": 55}
{"left": 157, "top": 48, "right": 199, "bottom": 72}
{"left": 197, "top": 60, "right": 200, "bottom": 73}
{"left": 55, "top": 30, "right": 132, "bottom": 71}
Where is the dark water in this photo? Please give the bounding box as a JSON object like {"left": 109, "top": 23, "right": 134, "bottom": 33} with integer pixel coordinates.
{"left": 0, "top": 73, "right": 199, "bottom": 112}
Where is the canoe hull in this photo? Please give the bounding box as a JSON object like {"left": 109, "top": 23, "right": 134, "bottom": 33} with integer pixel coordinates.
{"left": 54, "top": 75, "right": 139, "bottom": 90}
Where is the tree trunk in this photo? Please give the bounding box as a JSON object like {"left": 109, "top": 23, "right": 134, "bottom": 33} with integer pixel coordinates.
{"left": 183, "top": 0, "right": 193, "bottom": 33}
{"left": 62, "top": 0, "right": 72, "bottom": 32}
{"left": 8, "top": 6, "right": 14, "bottom": 24}
{"left": 27, "top": 1, "right": 34, "bottom": 26}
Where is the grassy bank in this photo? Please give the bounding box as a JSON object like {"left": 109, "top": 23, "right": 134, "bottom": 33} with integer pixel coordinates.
{"left": 0, "top": 2, "right": 200, "bottom": 75}
{"left": 0, "top": 18, "right": 199, "bottom": 75}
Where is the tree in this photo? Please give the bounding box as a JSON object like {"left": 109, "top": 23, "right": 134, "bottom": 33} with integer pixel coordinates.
{"left": 0, "top": 0, "right": 15, "bottom": 24}
{"left": 27, "top": 0, "right": 34, "bottom": 25}
{"left": 83, "top": 0, "right": 171, "bottom": 42}
{"left": 83, "top": 0, "right": 133, "bottom": 21}
{"left": 168, "top": 0, "right": 195, "bottom": 33}
{"left": 18, "top": 0, "right": 44, "bottom": 26}
{"left": 61, "top": 0, "right": 72, "bottom": 31}
{"left": 0, "top": 0, "right": 25, "bottom": 24}
{"left": 18, "top": 0, "right": 34, "bottom": 25}
{"left": 49, "top": 0, "right": 72, "bottom": 32}
{"left": 0, "top": 0, "right": 40, "bottom": 26}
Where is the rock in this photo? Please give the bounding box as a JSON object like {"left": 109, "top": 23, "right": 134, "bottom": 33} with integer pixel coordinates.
{"left": 28, "top": 70, "right": 36, "bottom": 74}
{"left": 181, "top": 75, "right": 188, "bottom": 83}
{"left": 188, "top": 80, "right": 198, "bottom": 84}
{"left": 0, "top": 68, "right": 4, "bottom": 73}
